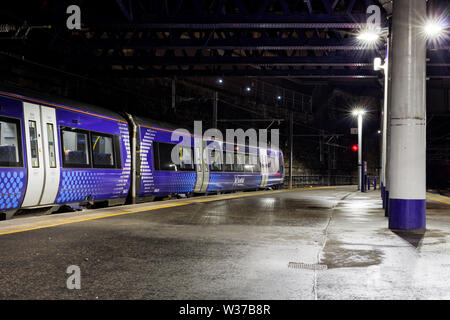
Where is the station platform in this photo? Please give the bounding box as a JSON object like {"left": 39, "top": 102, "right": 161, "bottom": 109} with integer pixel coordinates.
{"left": 0, "top": 186, "right": 449, "bottom": 300}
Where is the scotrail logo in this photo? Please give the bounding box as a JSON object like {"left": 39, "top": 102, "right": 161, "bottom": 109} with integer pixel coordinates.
{"left": 233, "top": 176, "right": 245, "bottom": 186}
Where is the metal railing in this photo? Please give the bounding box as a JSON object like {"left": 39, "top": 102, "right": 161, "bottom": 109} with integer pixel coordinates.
{"left": 284, "top": 175, "right": 358, "bottom": 187}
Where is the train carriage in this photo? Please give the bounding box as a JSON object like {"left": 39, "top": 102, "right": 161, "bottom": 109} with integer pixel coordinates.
{"left": 133, "top": 117, "right": 198, "bottom": 201}
{"left": 0, "top": 94, "right": 27, "bottom": 219}
{"left": 0, "top": 89, "right": 131, "bottom": 219}
{"left": 0, "top": 88, "right": 284, "bottom": 219}
{"left": 132, "top": 116, "right": 284, "bottom": 201}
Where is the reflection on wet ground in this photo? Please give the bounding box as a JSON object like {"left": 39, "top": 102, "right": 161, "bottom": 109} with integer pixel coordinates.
{"left": 0, "top": 187, "right": 449, "bottom": 299}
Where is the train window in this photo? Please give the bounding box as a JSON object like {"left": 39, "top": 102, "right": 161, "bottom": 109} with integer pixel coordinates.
{"left": 223, "top": 151, "right": 234, "bottom": 172}
{"left": 61, "top": 128, "right": 90, "bottom": 168}
{"left": 177, "top": 145, "right": 195, "bottom": 171}
{"left": 244, "top": 154, "right": 252, "bottom": 173}
{"left": 113, "top": 135, "right": 122, "bottom": 169}
{"left": 46, "top": 124, "right": 56, "bottom": 168}
{"left": 160, "top": 143, "right": 173, "bottom": 171}
{"left": 268, "top": 156, "right": 280, "bottom": 174}
{"left": 245, "top": 154, "right": 261, "bottom": 173}
{"left": 0, "top": 116, "right": 23, "bottom": 167}
{"left": 253, "top": 154, "right": 261, "bottom": 173}
{"left": 91, "top": 133, "right": 115, "bottom": 168}
{"left": 234, "top": 153, "right": 245, "bottom": 172}
{"left": 28, "top": 120, "right": 39, "bottom": 168}
{"left": 154, "top": 142, "right": 194, "bottom": 171}
{"left": 267, "top": 156, "right": 274, "bottom": 173}
{"left": 209, "top": 149, "right": 223, "bottom": 172}
{"left": 153, "top": 142, "right": 160, "bottom": 170}
{"left": 156, "top": 142, "right": 175, "bottom": 171}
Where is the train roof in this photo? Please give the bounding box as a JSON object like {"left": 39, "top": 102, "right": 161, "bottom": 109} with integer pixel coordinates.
{"left": 135, "top": 115, "right": 282, "bottom": 154}
{"left": 0, "top": 83, "right": 127, "bottom": 123}
{"left": 133, "top": 115, "right": 186, "bottom": 132}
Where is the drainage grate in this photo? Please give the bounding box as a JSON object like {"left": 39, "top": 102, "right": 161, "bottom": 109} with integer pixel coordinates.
{"left": 288, "top": 262, "right": 328, "bottom": 271}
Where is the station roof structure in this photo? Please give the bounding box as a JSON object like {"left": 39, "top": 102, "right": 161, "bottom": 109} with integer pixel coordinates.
{"left": 1, "top": 0, "right": 448, "bottom": 85}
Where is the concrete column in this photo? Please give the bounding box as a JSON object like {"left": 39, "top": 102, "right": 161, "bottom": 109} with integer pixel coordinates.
{"left": 388, "top": 0, "right": 427, "bottom": 230}
{"left": 288, "top": 110, "right": 293, "bottom": 189}
{"left": 358, "top": 114, "right": 363, "bottom": 191}
{"left": 381, "top": 38, "right": 390, "bottom": 208}
{"left": 385, "top": 34, "right": 393, "bottom": 217}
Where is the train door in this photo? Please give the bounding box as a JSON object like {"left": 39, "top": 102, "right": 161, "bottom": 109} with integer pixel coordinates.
{"left": 259, "top": 149, "right": 268, "bottom": 188}
{"left": 22, "top": 102, "right": 45, "bottom": 207}
{"left": 200, "top": 140, "right": 210, "bottom": 193}
{"left": 39, "top": 106, "right": 60, "bottom": 205}
{"left": 193, "top": 139, "right": 210, "bottom": 193}
{"left": 193, "top": 138, "right": 203, "bottom": 193}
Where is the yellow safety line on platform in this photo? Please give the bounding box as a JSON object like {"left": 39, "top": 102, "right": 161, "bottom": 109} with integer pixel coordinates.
{"left": 0, "top": 186, "right": 340, "bottom": 236}
{"left": 427, "top": 197, "right": 450, "bottom": 205}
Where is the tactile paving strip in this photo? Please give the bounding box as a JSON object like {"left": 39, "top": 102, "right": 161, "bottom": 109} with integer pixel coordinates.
{"left": 288, "top": 262, "right": 328, "bottom": 271}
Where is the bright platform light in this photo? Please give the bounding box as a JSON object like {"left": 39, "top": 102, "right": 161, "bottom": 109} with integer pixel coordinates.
{"left": 357, "top": 30, "right": 379, "bottom": 42}
{"left": 352, "top": 109, "right": 366, "bottom": 117}
{"left": 424, "top": 21, "right": 445, "bottom": 38}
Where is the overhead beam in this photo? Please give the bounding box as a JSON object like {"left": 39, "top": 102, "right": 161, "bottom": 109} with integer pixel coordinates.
{"left": 66, "top": 56, "right": 376, "bottom": 67}
{"left": 87, "top": 21, "right": 371, "bottom": 30}
{"left": 81, "top": 38, "right": 380, "bottom": 51}
{"left": 66, "top": 55, "right": 450, "bottom": 67}
{"left": 103, "top": 68, "right": 381, "bottom": 79}
{"left": 96, "top": 66, "right": 449, "bottom": 79}
{"left": 75, "top": 38, "right": 449, "bottom": 51}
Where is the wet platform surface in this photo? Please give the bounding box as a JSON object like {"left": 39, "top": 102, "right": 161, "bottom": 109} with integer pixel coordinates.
{"left": 0, "top": 186, "right": 449, "bottom": 299}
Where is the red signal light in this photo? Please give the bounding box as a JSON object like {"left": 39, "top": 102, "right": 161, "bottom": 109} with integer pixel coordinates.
{"left": 352, "top": 145, "right": 359, "bottom": 152}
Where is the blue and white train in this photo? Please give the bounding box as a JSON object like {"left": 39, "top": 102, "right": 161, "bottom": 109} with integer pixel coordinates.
{"left": 0, "top": 88, "right": 284, "bottom": 219}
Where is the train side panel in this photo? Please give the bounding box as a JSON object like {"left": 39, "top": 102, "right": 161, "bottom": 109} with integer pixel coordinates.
{"left": 54, "top": 108, "right": 131, "bottom": 205}
{"left": 207, "top": 144, "right": 262, "bottom": 192}
{"left": 0, "top": 96, "right": 27, "bottom": 216}
{"left": 207, "top": 172, "right": 262, "bottom": 192}
{"left": 137, "top": 125, "right": 196, "bottom": 197}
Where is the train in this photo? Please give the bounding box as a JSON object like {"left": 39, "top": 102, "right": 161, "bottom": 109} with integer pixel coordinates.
{"left": 0, "top": 88, "right": 284, "bottom": 219}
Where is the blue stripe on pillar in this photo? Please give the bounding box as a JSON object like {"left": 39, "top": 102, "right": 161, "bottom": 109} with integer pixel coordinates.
{"left": 385, "top": 190, "right": 389, "bottom": 217}
{"left": 388, "top": 199, "right": 426, "bottom": 230}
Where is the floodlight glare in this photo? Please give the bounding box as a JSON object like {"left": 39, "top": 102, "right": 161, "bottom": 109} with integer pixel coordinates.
{"left": 352, "top": 109, "right": 366, "bottom": 117}
{"left": 357, "top": 30, "right": 379, "bottom": 42}
{"left": 217, "top": 78, "right": 223, "bottom": 84}
{"left": 424, "top": 21, "right": 445, "bottom": 38}
{"left": 245, "top": 86, "right": 251, "bottom": 92}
